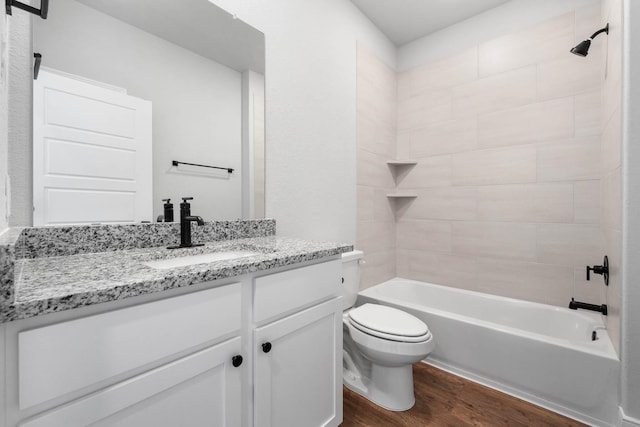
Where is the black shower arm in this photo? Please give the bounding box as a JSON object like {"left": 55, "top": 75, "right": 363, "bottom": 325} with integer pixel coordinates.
{"left": 588, "top": 24, "right": 609, "bottom": 41}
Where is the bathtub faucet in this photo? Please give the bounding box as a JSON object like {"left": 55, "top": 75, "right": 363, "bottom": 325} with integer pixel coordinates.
{"left": 568, "top": 298, "right": 608, "bottom": 315}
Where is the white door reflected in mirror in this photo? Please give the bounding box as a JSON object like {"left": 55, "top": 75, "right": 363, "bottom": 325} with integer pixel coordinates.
{"left": 32, "top": 0, "right": 265, "bottom": 224}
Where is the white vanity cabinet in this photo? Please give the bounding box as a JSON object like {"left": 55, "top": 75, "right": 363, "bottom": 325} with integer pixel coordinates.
{"left": 254, "top": 299, "right": 342, "bottom": 427}
{"left": 1, "top": 257, "right": 343, "bottom": 427}
{"left": 252, "top": 261, "right": 343, "bottom": 427}
{"left": 11, "top": 283, "right": 244, "bottom": 427}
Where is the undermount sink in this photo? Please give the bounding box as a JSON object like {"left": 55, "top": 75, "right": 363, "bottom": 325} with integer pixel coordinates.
{"left": 143, "top": 250, "right": 260, "bottom": 269}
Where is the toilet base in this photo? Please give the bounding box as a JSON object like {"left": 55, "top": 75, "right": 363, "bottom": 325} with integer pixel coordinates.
{"left": 343, "top": 362, "right": 416, "bottom": 411}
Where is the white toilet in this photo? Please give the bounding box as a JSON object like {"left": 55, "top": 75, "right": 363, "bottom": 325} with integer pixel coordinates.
{"left": 341, "top": 250, "right": 435, "bottom": 411}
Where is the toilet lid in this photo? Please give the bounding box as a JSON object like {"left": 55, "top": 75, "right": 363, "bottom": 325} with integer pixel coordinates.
{"left": 348, "top": 304, "right": 429, "bottom": 341}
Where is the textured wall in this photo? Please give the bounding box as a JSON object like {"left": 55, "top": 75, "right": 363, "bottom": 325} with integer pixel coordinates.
{"left": 356, "top": 44, "right": 397, "bottom": 288}
{"left": 0, "top": 12, "right": 8, "bottom": 232}
{"left": 7, "top": 11, "right": 30, "bottom": 227}
{"left": 209, "top": 0, "right": 396, "bottom": 244}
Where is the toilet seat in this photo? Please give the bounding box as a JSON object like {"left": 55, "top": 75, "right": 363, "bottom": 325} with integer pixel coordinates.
{"left": 348, "top": 304, "right": 431, "bottom": 343}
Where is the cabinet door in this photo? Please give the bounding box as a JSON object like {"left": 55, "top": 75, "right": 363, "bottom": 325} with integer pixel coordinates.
{"left": 19, "top": 283, "right": 241, "bottom": 410}
{"left": 254, "top": 298, "right": 342, "bottom": 427}
{"left": 20, "top": 337, "right": 243, "bottom": 427}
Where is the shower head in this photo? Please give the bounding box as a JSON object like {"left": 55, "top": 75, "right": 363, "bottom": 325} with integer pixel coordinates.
{"left": 570, "top": 24, "right": 609, "bottom": 57}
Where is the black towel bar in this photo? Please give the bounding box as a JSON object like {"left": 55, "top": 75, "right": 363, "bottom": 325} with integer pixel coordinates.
{"left": 172, "top": 160, "right": 233, "bottom": 174}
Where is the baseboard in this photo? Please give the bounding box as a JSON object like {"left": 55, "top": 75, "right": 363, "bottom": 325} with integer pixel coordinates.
{"left": 619, "top": 407, "right": 640, "bottom": 426}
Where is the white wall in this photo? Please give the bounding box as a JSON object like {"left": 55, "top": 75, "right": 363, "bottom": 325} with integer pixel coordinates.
{"left": 33, "top": 0, "right": 243, "bottom": 222}
{"left": 210, "top": 0, "right": 396, "bottom": 243}
{"left": 398, "top": 0, "right": 599, "bottom": 71}
{"left": 0, "top": 12, "right": 8, "bottom": 232}
{"left": 241, "top": 70, "right": 266, "bottom": 219}
{"left": 621, "top": 0, "right": 640, "bottom": 422}
{"left": 7, "top": 11, "right": 30, "bottom": 227}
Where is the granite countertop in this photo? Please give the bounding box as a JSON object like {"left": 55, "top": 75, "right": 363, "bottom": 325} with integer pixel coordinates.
{"left": 3, "top": 236, "right": 352, "bottom": 323}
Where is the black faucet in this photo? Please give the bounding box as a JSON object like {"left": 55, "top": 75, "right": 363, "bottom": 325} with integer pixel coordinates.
{"left": 167, "top": 197, "right": 205, "bottom": 249}
{"left": 568, "top": 298, "right": 608, "bottom": 315}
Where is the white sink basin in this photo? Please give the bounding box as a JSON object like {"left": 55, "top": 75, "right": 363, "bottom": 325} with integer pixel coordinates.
{"left": 143, "top": 250, "right": 260, "bottom": 269}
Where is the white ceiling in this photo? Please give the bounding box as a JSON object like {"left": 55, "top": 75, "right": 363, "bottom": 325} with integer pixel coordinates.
{"left": 77, "top": 0, "right": 265, "bottom": 73}
{"left": 350, "top": 0, "right": 511, "bottom": 46}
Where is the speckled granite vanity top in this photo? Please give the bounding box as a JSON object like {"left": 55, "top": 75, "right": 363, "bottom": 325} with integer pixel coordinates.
{"left": 0, "top": 221, "right": 352, "bottom": 323}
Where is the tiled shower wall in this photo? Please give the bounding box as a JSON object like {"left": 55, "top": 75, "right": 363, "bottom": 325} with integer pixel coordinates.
{"left": 356, "top": 46, "right": 397, "bottom": 288}
{"left": 357, "top": 2, "right": 620, "bottom": 323}
{"left": 601, "top": 0, "right": 622, "bottom": 353}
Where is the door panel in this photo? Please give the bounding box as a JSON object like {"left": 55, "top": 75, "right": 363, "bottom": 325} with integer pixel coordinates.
{"left": 33, "top": 69, "right": 152, "bottom": 225}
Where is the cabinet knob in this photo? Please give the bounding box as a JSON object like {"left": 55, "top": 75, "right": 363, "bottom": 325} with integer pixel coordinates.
{"left": 232, "top": 355, "right": 243, "bottom": 367}
{"left": 262, "top": 342, "right": 272, "bottom": 353}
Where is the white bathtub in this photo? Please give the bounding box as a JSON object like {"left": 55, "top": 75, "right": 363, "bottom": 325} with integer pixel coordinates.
{"left": 358, "top": 278, "right": 620, "bottom": 426}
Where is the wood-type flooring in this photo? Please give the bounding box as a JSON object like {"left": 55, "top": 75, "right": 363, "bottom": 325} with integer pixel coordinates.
{"left": 342, "top": 362, "right": 587, "bottom": 427}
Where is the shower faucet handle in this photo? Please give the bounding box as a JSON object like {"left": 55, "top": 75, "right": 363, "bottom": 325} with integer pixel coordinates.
{"left": 586, "top": 255, "right": 609, "bottom": 286}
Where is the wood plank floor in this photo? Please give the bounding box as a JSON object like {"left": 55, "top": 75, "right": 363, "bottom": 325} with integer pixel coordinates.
{"left": 342, "top": 363, "right": 587, "bottom": 427}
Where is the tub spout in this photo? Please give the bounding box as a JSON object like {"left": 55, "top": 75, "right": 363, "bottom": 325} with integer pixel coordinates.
{"left": 569, "top": 298, "right": 608, "bottom": 315}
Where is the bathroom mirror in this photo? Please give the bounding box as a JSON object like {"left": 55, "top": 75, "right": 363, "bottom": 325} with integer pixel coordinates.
{"left": 32, "top": 0, "right": 265, "bottom": 225}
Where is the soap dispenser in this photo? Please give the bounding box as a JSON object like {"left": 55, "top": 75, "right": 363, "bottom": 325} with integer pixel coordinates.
{"left": 162, "top": 199, "right": 174, "bottom": 222}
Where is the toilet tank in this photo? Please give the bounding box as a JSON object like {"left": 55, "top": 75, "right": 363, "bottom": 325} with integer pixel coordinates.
{"left": 341, "top": 250, "right": 364, "bottom": 310}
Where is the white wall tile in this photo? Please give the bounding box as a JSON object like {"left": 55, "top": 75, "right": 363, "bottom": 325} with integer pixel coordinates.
{"left": 602, "top": 167, "right": 621, "bottom": 231}
{"left": 396, "top": 155, "right": 452, "bottom": 189}
{"left": 537, "top": 136, "right": 601, "bottom": 182}
{"left": 356, "top": 5, "right": 612, "bottom": 310}
{"left": 574, "top": 180, "right": 601, "bottom": 224}
{"left": 357, "top": 185, "right": 374, "bottom": 222}
{"left": 396, "top": 219, "right": 452, "bottom": 252}
{"left": 357, "top": 149, "right": 396, "bottom": 189}
{"left": 475, "top": 257, "right": 573, "bottom": 306}
{"left": 477, "top": 183, "right": 573, "bottom": 223}
{"left": 360, "top": 249, "right": 396, "bottom": 289}
{"left": 403, "top": 187, "right": 477, "bottom": 221}
{"left": 452, "top": 145, "right": 537, "bottom": 186}
{"left": 478, "top": 13, "right": 574, "bottom": 77}
{"left": 373, "top": 188, "right": 396, "bottom": 223}
{"left": 398, "top": 87, "right": 452, "bottom": 131}
{"left": 452, "top": 66, "right": 537, "bottom": 118}
{"left": 575, "top": 90, "right": 602, "bottom": 137}
{"left": 357, "top": 220, "right": 395, "bottom": 255}
{"left": 452, "top": 222, "right": 537, "bottom": 261}
{"left": 477, "top": 97, "right": 574, "bottom": 148}
{"left": 537, "top": 55, "right": 602, "bottom": 101}
{"left": 536, "top": 223, "right": 604, "bottom": 267}
{"left": 602, "top": 108, "right": 621, "bottom": 172}
{"left": 398, "top": 47, "right": 477, "bottom": 100}
{"left": 357, "top": 115, "right": 396, "bottom": 158}
{"left": 407, "top": 117, "right": 477, "bottom": 157}
{"left": 396, "top": 249, "right": 477, "bottom": 291}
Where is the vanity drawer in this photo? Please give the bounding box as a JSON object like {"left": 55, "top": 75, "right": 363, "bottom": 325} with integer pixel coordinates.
{"left": 19, "top": 282, "right": 241, "bottom": 410}
{"left": 253, "top": 260, "right": 341, "bottom": 323}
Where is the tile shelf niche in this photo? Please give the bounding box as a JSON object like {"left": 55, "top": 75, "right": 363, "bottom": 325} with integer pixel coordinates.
{"left": 386, "top": 160, "right": 419, "bottom": 199}
{"left": 386, "top": 193, "right": 418, "bottom": 198}
{"left": 386, "top": 160, "right": 418, "bottom": 166}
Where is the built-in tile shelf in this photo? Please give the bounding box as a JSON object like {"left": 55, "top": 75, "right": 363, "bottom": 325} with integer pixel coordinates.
{"left": 386, "top": 160, "right": 418, "bottom": 166}
{"left": 387, "top": 160, "right": 418, "bottom": 200}
{"left": 386, "top": 193, "right": 418, "bottom": 198}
